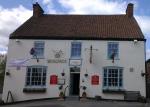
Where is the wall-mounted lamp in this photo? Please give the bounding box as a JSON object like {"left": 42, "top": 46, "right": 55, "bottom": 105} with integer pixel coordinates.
{"left": 6, "top": 71, "right": 10, "bottom": 76}
{"left": 15, "top": 39, "right": 20, "bottom": 43}
{"left": 61, "top": 69, "right": 65, "bottom": 76}
{"left": 84, "top": 69, "right": 88, "bottom": 77}
{"left": 141, "top": 71, "right": 148, "bottom": 77}
{"left": 133, "top": 39, "right": 138, "bottom": 44}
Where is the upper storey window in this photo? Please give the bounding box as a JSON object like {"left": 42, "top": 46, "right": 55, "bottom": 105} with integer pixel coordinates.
{"left": 71, "top": 42, "right": 81, "bottom": 58}
{"left": 108, "top": 42, "right": 119, "bottom": 59}
{"left": 34, "top": 41, "right": 45, "bottom": 58}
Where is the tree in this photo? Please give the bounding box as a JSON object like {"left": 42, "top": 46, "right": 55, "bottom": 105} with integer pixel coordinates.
{"left": 0, "top": 58, "right": 6, "bottom": 87}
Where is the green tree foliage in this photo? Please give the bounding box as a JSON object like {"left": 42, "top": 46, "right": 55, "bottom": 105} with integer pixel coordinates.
{"left": 0, "top": 59, "right": 6, "bottom": 87}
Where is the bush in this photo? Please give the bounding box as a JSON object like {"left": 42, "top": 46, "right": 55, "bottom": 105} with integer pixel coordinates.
{"left": 59, "top": 91, "right": 64, "bottom": 98}
{"left": 138, "top": 96, "right": 147, "bottom": 103}
{"left": 82, "top": 92, "right": 87, "bottom": 98}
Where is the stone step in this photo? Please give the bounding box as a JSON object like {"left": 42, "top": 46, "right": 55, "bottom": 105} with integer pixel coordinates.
{"left": 65, "top": 96, "right": 79, "bottom": 101}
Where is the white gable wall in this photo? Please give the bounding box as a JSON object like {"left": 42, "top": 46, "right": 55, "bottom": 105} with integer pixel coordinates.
{"left": 2, "top": 39, "right": 146, "bottom": 102}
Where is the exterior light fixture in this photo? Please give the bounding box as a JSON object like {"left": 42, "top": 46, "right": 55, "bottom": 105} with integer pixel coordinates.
{"left": 133, "top": 39, "right": 138, "bottom": 44}
{"left": 61, "top": 69, "right": 65, "bottom": 76}
{"left": 6, "top": 70, "right": 10, "bottom": 76}
{"left": 141, "top": 70, "right": 148, "bottom": 77}
{"left": 84, "top": 69, "right": 88, "bottom": 77}
{"left": 15, "top": 39, "right": 20, "bottom": 43}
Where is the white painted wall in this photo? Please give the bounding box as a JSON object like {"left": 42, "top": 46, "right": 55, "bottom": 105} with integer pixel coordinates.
{"left": 2, "top": 39, "right": 146, "bottom": 102}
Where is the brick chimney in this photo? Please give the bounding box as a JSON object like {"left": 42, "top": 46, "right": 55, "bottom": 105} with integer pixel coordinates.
{"left": 126, "top": 3, "right": 134, "bottom": 18}
{"left": 33, "top": 2, "right": 44, "bottom": 17}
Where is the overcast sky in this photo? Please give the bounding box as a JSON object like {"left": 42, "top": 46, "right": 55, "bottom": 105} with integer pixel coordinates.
{"left": 0, "top": 0, "right": 150, "bottom": 59}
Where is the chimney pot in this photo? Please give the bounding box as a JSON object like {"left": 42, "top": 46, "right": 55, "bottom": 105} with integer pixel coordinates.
{"left": 126, "top": 3, "right": 134, "bottom": 18}
{"left": 33, "top": 2, "right": 44, "bottom": 17}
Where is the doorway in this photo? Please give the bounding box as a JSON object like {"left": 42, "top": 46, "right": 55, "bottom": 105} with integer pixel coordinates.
{"left": 70, "top": 68, "right": 80, "bottom": 96}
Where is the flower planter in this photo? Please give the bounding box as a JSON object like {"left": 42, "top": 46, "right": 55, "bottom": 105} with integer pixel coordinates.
{"left": 59, "top": 91, "right": 65, "bottom": 100}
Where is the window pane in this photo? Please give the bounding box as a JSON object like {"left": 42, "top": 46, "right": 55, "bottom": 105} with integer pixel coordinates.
{"left": 103, "top": 68, "right": 123, "bottom": 88}
{"left": 108, "top": 43, "right": 119, "bottom": 59}
{"left": 26, "top": 66, "right": 47, "bottom": 87}
{"left": 71, "top": 42, "right": 81, "bottom": 57}
{"left": 34, "top": 42, "right": 44, "bottom": 57}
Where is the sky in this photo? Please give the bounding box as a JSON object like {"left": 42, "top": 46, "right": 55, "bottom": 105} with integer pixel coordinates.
{"left": 0, "top": 0, "right": 150, "bottom": 59}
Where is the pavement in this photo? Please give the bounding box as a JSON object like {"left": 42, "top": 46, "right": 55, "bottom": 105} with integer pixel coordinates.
{"left": 0, "top": 99, "right": 150, "bottom": 107}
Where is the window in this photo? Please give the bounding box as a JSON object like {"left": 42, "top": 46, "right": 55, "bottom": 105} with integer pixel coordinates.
{"left": 108, "top": 42, "right": 119, "bottom": 59}
{"left": 34, "top": 41, "right": 44, "bottom": 58}
{"left": 71, "top": 42, "right": 81, "bottom": 58}
{"left": 103, "top": 67, "right": 123, "bottom": 89}
{"left": 25, "top": 66, "right": 47, "bottom": 87}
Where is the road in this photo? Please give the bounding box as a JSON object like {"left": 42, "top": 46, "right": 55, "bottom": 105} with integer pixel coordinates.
{"left": 0, "top": 100, "right": 150, "bottom": 107}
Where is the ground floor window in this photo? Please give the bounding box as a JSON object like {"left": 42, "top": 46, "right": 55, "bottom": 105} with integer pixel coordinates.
{"left": 103, "top": 67, "right": 123, "bottom": 90}
{"left": 25, "top": 66, "right": 47, "bottom": 88}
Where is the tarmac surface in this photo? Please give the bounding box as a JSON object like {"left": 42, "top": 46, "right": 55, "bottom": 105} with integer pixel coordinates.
{"left": 0, "top": 99, "right": 150, "bottom": 107}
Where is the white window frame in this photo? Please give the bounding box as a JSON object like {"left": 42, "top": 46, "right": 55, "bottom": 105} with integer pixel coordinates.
{"left": 103, "top": 67, "right": 123, "bottom": 90}
{"left": 71, "top": 42, "right": 81, "bottom": 58}
{"left": 25, "top": 66, "right": 47, "bottom": 88}
{"left": 107, "top": 42, "right": 119, "bottom": 59}
{"left": 34, "top": 41, "right": 45, "bottom": 58}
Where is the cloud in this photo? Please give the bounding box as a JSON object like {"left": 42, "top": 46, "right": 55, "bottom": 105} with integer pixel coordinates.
{"left": 0, "top": 5, "right": 32, "bottom": 54}
{"left": 43, "top": 0, "right": 51, "bottom": 5}
{"left": 57, "top": 0, "right": 127, "bottom": 14}
{"left": 42, "top": 0, "right": 58, "bottom": 14}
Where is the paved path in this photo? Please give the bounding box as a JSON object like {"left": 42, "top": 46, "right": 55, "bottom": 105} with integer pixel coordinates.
{"left": 0, "top": 100, "right": 150, "bottom": 107}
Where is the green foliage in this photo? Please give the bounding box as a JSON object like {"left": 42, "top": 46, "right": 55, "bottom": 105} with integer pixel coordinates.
{"left": 59, "top": 91, "right": 64, "bottom": 98}
{"left": 0, "top": 59, "right": 6, "bottom": 86}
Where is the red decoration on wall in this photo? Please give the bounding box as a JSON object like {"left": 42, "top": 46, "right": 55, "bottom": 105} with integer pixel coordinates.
{"left": 50, "top": 75, "right": 58, "bottom": 85}
{"left": 91, "top": 75, "right": 99, "bottom": 85}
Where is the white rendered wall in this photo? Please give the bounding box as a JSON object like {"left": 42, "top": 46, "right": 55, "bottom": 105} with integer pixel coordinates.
{"left": 2, "top": 39, "right": 146, "bottom": 102}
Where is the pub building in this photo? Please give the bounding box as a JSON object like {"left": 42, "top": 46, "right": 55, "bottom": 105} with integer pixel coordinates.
{"left": 2, "top": 3, "right": 146, "bottom": 102}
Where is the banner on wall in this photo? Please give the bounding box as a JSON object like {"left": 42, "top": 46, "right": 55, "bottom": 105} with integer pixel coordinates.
{"left": 8, "top": 58, "right": 30, "bottom": 67}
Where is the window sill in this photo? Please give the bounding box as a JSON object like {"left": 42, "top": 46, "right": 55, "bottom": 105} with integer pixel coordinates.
{"left": 23, "top": 87, "right": 46, "bottom": 93}
{"left": 107, "top": 58, "right": 120, "bottom": 60}
{"left": 70, "top": 57, "right": 82, "bottom": 60}
{"left": 103, "top": 88, "right": 125, "bottom": 94}
{"left": 32, "top": 57, "right": 45, "bottom": 59}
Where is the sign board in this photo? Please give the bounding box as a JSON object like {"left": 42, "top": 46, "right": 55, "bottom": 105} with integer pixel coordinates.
{"left": 69, "top": 59, "right": 82, "bottom": 66}
{"left": 57, "top": 78, "right": 65, "bottom": 85}
{"left": 50, "top": 75, "right": 58, "bottom": 85}
{"left": 47, "top": 49, "right": 67, "bottom": 63}
{"left": 47, "top": 59, "right": 67, "bottom": 63}
{"left": 91, "top": 75, "right": 99, "bottom": 85}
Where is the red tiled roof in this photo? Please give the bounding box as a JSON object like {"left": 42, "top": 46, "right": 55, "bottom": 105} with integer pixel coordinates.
{"left": 10, "top": 14, "right": 145, "bottom": 40}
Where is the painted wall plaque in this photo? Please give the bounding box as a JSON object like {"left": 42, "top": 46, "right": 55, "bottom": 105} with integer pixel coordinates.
{"left": 69, "top": 59, "right": 82, "bottom": 66}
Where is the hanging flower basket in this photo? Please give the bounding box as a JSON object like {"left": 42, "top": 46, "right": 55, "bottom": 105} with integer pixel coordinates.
{"left": 84, "top": 73, "right": 88, "bottom": 77}
{"left": 58, "top": 85, "right": 63, "bottom": 90}
{"left": 82, "top": 86, "right": 87, "bottom": 98}
{"left": 83, "top": 86, "right": 87, "bottom": 90}
{"left": 61, "top": 72, "right": 65, "bottom": 76}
